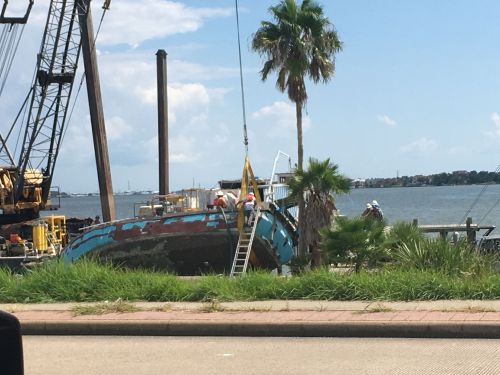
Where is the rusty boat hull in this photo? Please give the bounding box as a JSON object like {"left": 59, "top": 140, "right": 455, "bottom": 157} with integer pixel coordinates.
{"left": 61, "top": 208, "right": 297, "bottom": 275}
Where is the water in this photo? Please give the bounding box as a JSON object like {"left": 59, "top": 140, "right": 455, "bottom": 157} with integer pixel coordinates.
{"left": 335, "top": 185, "right": 500, "bottom": 228}
{"left": 52, "top": 194, "right": 151, "bottom": 220}
{"left": 50, "top": 185, "right": 500, "bottom": 230}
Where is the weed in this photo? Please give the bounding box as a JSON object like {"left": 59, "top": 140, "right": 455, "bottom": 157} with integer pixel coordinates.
{"left": 72, "top": 299, "right": 141, "bottom": 316}
{"left": 150, "top": 303, "right": 173, "bottom": 312}
{"left": 363, "top": 303, "right": 394, "bottom": 313}
{"left": 198, "top": 300, "right": 224, "bottom": 313}
{"left": 437, "top": 306, "right": 496, "bottom": 313}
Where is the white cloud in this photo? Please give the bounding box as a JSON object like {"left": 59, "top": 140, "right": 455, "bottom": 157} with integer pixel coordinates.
{"left": 492, "top": 112, "right": 500, "bottom": 125}
{"left": 484, "top": 112, "right": 500, "bottom": 141}
{"left": 168, "top": 60, "right": 239, "bottom": 82}
{"left": 99, "top": 54, "right": 215, "bottom": 114}
{"left": 97, "top": 0, "right": 232, "bottom": 47}
{"left": 399, "top": 137, "right": 437, "bottom": 154}
{"left": 377, "top": 114, "right": 397, "bottom": 127}
{"left": 252, "top": 101, "right": 311, "bottom": 138}
{"left": 169, "top": 83, "right": 210, "bottom": 112}
{"left": 141, "top": 134, "right": 201, "bottom": 164}
{"left": 59, "top": 116, "right": 94, "bottom": 164}
{"left": 106, "top": 116, "right": 133, "bottom": 141}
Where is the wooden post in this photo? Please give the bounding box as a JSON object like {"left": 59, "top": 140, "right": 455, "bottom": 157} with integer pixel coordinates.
{"left": 466, "top": 217, "right": 475, "bottom": 244}
{"left": 156, "top": 49, "right": 169, "bottom": 195}
{"left": 412, "top": 218, "right": 419, "bottom": 227}
{"left": 78, "top": 0, "right": 116, "bottom": 222}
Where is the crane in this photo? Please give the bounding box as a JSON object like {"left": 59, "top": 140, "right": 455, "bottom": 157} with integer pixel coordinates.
{"left": 0, "top": 0, "right": 113, "bottom": 224}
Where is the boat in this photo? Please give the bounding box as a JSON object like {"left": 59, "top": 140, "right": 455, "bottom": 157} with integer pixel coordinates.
{"left": 60, "top": 184, "right": 298, "bottom": 275}
{"left": 61, "top": 2, "right": 300, "bottom": 274}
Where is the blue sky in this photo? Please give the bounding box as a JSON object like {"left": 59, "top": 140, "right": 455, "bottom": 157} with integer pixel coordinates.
{"left": 2, "top": 0, "right": 500, "bottom": 193}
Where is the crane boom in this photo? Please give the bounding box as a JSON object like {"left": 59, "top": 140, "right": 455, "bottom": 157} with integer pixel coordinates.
{"left": 0, "top": 0, "right": 99, "bottom": 224}
{"left": 16, "top": 0, "right": 83, "bottom": 204}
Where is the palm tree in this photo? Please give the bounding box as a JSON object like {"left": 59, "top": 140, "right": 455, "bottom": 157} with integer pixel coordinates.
{"left": 252, "top": 0, "right": 342, "bottom": 255}
{"left": 289, "top": 158, "right": 350, "bottom": 267}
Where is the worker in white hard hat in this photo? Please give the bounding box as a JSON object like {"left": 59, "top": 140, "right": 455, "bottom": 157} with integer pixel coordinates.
{"left": 213, "top": 191, "right": 228, "bottom": 209}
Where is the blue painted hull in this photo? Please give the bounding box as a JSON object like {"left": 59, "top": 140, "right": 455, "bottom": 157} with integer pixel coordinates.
{"left": 61, "top": 209, "right": 297, "bottom": 275}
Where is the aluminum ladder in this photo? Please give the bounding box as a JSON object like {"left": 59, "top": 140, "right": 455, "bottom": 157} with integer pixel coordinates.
{"left": 230, "top": 206, "right": 260, "bottom": 276}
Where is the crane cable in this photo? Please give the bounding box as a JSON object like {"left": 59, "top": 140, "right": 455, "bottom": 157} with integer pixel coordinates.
{"left": 0, "top": 23, "right": 26, "bottom": 98}
{"left": 476, "top": 164, "right": 500, "bottom": 225}
{"left": 459, "top": 163, "right": 500, "bottom": 225}
{"left": 62, "top": 1, "right": 109, "bottom": 145}
{"left": 235, "top": 0, "right": 249, "bottom": 156}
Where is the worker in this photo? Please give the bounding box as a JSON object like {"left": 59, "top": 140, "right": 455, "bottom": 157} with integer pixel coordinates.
{"left": 371, "top": 200, "right": 384, "bottom": 220}
{"left": 213, "top": 191, "right": 228, "bottom": 209}
{"left": 362, "top": 201, "right": 383, "bottom": 220}
{"left": 225, "top": 191, "right": 239, "bottom": 211}
{"left": 237, "top": 192, "right": 256, "bottom": 226}
{"left": 362, "top": 203, "right": 373, "bottom": 218}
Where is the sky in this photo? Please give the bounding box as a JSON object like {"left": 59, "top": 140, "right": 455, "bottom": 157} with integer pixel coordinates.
{"left": 2, "top": 0, "right": 500, "bottom": 193}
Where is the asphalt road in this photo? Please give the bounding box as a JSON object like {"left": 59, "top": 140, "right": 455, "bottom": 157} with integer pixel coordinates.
{"left": 23, "top": 336, "right": 500, "bottom": 375}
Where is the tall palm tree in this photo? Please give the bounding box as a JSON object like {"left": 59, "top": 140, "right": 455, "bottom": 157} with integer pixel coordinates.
{"left": 289, "top": 158, "right": 350, "bottom": 266}
{"left": 252, "top": 0, "right": 342, "bottom": 255}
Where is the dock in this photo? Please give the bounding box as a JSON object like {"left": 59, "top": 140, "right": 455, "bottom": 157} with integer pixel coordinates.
{"left": 412, "top": 217, "right": 495, "bottom": 243}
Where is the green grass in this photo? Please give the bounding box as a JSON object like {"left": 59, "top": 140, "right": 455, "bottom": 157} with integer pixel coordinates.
{"left": 0, "top": 259, "right": 499, "bottom": 302}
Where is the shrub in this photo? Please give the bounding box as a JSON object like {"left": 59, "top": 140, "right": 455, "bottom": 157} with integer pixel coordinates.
{"left": 384, "top": 221, "right": 424, "bottom": 252}
{"left": 392, "top": 237, "right": 493, "bottom": 276}
{"left": 321, "top": 216, "right": 387, "bottom": 272}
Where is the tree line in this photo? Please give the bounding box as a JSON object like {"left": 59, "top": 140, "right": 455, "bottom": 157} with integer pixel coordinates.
{"left": 359, "top": 171, "right": 500, "bottom": 188}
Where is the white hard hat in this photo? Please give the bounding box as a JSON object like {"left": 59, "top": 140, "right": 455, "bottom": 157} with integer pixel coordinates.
{"left": 372, "top": 200, "right": 379, "bottom": 206}
{"left": 216, "top": 191, "right": 224, "bottom": 196}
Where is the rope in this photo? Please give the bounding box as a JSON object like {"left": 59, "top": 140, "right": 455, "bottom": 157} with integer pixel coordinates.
{"left": 459, "top": 164, "right": 500, "bottom": 224}
{"left": 478, "top": 194, "right": 500, "bottom": 225}
{"left": 235, "top": 0, "right": 248, "bottom": 156}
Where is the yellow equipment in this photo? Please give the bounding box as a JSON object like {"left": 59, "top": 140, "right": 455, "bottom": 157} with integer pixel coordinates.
{"left": 32, "top": 222, "right": 48, "bottom": 252}
{"left": 237, "top": 157, "right": 263, "bottom": 231}
{"left": 31, "top": 215, "right": 67, "bottom": 255}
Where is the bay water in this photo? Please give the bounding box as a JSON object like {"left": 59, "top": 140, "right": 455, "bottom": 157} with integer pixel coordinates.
{"left": 51, "top": 185, "right": 500, "bottom": 233}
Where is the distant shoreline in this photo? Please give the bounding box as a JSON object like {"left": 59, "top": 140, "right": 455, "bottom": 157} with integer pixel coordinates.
{"left": 353, "top": 182, "right": 499, "bottom": 189}
{"left": 351, "top": 170, "right": 500, "bottom": 189}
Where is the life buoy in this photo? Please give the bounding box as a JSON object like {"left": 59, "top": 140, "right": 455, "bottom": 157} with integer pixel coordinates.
{"left": 22, "top": 187, "right": 29, "bottom": 199}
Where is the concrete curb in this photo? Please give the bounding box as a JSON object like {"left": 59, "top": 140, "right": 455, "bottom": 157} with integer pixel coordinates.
{"left": 20, "top": 320, "right": 500, "bottom": 339}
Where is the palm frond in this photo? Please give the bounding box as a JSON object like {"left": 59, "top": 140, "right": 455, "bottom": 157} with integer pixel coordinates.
{"left": 251, "top": 0, "right": 341, "bottom": 106}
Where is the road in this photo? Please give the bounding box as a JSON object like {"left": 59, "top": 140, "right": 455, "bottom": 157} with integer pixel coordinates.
{"left": 23, "top": 336, "right": 500, "bottom": 374}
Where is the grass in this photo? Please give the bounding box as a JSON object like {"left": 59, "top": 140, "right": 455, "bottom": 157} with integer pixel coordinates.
{"left": 72, "top": 299, "right": 141, "bottom": 316}
{"left": 0, "top": 259, "right": 499, "bottom": 303}
{"left": 363, "top": 304, "right": 394, "bottom": 313}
